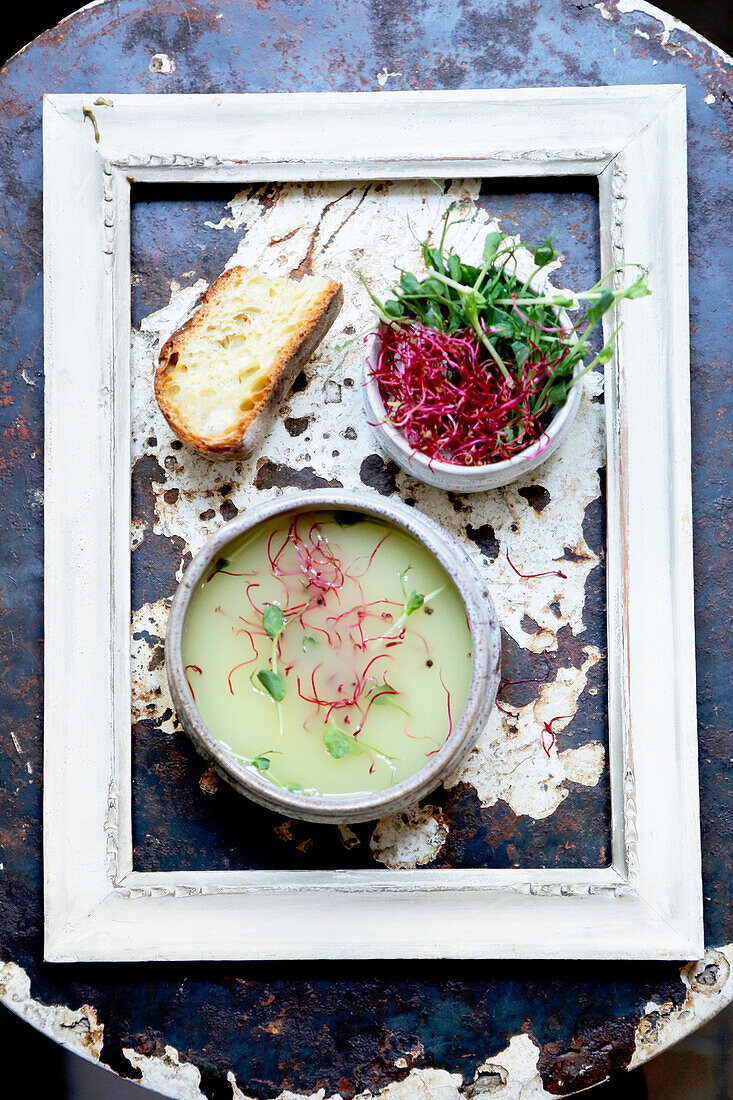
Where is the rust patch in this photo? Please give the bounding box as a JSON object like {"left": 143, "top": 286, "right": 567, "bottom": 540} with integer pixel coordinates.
{"left": 268, "top": 227, "right": 300, "bottom": 246}
{"left": 290, "top": 187, "right": 357, "bottom": 279}
{"left": 518, "top": 485, "right": 551, "bottom": 513}
{"left": 465, "top": 523, "right": 501, "bottom": 561}
{"left": 199, "top": 767, "right": 219, "bottom": 796}
{"left": 290, "top": 370, "right": 310, "bottom": 393}
{"left": 132, "top": 455, "right": 190, "bottom": 610}
{"left": 284, "top": 415, "right": 311, "bottom": 436}
{"left": 559, "top": 545, "right": 592, "bottom": 563}
{"left": 537, "top": 1018, "right": 636, "bottom": 1094}
{"left": 359, "top": 453, "right": 399, "bottom": 496}
{"left": 253, "top": 459, "right": 342, "bottom": 491}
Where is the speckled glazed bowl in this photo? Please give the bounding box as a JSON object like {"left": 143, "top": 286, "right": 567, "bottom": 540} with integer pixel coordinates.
{"left": 166, "top": 489, "right": 501, "bottom": 824}
{"left": 363, "top": 302, "right": 582, "bottom": 492}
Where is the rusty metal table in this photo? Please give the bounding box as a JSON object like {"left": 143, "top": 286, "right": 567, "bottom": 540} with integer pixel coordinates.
{"left": 1, "top": 1, "right": 732, "bottom": 1096}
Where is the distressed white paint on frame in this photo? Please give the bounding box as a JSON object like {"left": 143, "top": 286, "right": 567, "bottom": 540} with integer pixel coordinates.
{"left": 43, "top": 88, "right": 702, "bottom": 961}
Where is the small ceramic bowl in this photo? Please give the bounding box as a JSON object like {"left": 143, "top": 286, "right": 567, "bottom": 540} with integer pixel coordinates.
{"left": 362, "top": 304, "right": 582, "bottom": 493}
{"left": 166, "top": 489, "right": 501, "bottom": 824}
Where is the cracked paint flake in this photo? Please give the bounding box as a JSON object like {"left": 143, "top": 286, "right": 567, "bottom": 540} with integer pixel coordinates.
{"left": 123, "top": 1044, "right": 206, "bottom": 1098}
{"left": 130, "top": 179, "right": 606, "bottom": 827}
{"left": 131, "top": 597, "right": 176, "bottom": 729}
{"left": 615, "top": 0, "right": 733, "bottom": 62}
{"left": 105, "top": 1042, "right": 523, "bottom": 1100}
{"left": 376, "top": 66, "right": 403, "bottom": 86}
{"left": 370, "top": 803, "right": 448, "bottom": 868}
{"left": 630, "top": 947, "right": 733, "bottom": 1069}
{"left": 0, "top": 961, "right": 104, "bottom": 1061}
{"left": 149, "top": 52, "right": 176, "bottom": 73}
{"left": 446, "top": 648, "right": 603, "bottom": 818}
{"left": 467, "top": 1034, "right": 546, "bottom": 1099}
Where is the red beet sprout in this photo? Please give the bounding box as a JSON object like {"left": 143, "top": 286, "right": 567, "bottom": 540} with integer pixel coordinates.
{"left": 509, "top": 293, "right": 574, "bottom": 336}
{"left": 228, "top": 659, "right": 256, "bottom": 694}
{"left": 541, "top": 714, "right": 574, "bottom": 757}
{"left": 426, "top": 671, "right": 453, "bottom": 756}
{"left": 268, "top": 517, "right": 345, "bottom": 594}
{"left": 496, "top": 654, "right": 552, "bottom": 715}
{"left": 348, "top": 533, "right": 392, "bottom": 578}
{"left": 506, "top": 550, "right": 567, "bottom": 581}
{"left": 184, "top": 664, "right": 202, "bottom": 701}
{"left": 371, "top": 321, "right": 571, "bottom": 466}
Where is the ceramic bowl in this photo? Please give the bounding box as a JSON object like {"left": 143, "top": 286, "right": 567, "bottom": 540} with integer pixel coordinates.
{"left": 166, "top": 489, "right": 501, "bottom": 824}
{"left": 362, "top": 304, "right": 582, "bottom": 492}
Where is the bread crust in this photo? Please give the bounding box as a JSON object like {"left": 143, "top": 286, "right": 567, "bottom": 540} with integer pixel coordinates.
{"left": 154, "top": 267, "right": 343, "bottom": 457}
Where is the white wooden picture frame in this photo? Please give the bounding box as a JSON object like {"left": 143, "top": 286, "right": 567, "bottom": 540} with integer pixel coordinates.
{"left": 43, "top": 87, "right": 702, "bottom": 962}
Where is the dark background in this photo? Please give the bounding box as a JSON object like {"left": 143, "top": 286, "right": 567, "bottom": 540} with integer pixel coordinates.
{"left": 3, "top": 0, "right": 730, "bottom": 61}
{"left": 3, "top": 0, "right": 733, "bottom": 62}
{"left": 1, "top": 1, "right": 731, "bottom": 1097}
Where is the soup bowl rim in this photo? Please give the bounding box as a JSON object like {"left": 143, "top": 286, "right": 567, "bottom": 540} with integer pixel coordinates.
{"left": 166, "top": 488, "right": 500, "bottom": 824}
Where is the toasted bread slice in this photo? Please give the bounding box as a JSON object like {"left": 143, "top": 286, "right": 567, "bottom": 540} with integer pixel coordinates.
{"left": 155, "top": 266, "right": 343, "bottom": 456}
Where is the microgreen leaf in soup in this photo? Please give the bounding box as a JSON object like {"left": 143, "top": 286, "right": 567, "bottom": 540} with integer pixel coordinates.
{"left": 257, "top": 669, "right": 286, "bottom": 701}
{"left": 252, "top": 755, "right": 271, "bottom": 771}
{"left": 263, "top": 603, "right": 285, "bottom": 639}
{"left": 371, "top": 691, "right": 410, "bottom": 716}
{"left": 405, "top": 590, "right": 424, "bottom": 615}
{"left": 323, "top": 727, "right": 354, "bottom": 759}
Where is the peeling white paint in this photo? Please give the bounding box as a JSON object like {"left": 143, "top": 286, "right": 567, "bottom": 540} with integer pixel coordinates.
{"left": 595, "top": 3, "right": 613, "bottom": 22}
{"left": 131, "top": 597, "right": 176, "bottom": 729}
{"left": 446, "top": 648, "right": 604, "bottom": 818}
{"left": 376, "top": 66, "right": 404, "bottom": 87}
{"left": 371, "top": 804, "right": 448, "bottom": 868}
{"left": 470, "top": 1034, "right": 547, "bottom": 1099}
{"left": 149, "top": 52, "right": 176, "bottom": 74}
{"left": 124, "top": 1044, "right": 206, "bottom": 1098}
{"left": 338, "top": 823, "right": 361, "bottom": 849}
{"left": 559, "top": 740, "right": 605, "bottom": 786}
{"left": 616, "top": 0, "right": 733, "bottom": 63}
{"left": 373, "top": 1069, "right": 463, "bottom": 1099}
{"left": 704, "top": 93, "right": 716, "bottom": 104}
{"left": 131, "top": 279, "right": 206, "bottom": 467}
{"left": 0, "top": 961, "right": 104, "bottom": 1061}
{"left": 630, "top": 946, "right": 733, "bottom": 1069}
